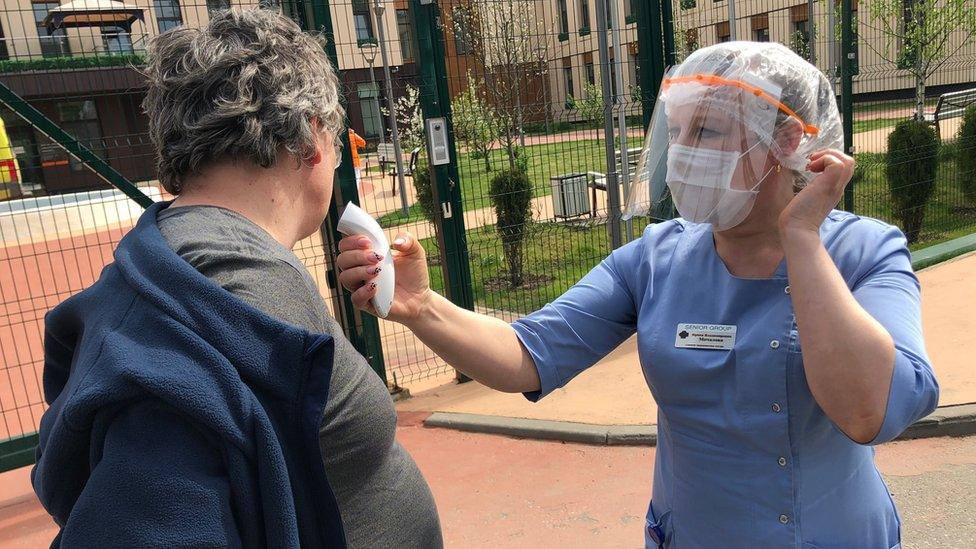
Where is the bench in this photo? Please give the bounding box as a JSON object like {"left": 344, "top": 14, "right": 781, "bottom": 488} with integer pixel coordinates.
{"left": 381, "top": 146, "right": 422, "bottom": 196}
{"left": 587, "top": 147, "right": 642, "bottom": 217}
{"left": 924, "top": 87, "right": 976, "bottom": 138}
{"left": 376, "top": 143, "right": 396, "bottom": 173}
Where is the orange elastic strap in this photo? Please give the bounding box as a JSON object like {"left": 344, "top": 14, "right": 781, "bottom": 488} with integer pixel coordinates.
{"left": 663, "top": 74, "right": 820, "bottom": 136}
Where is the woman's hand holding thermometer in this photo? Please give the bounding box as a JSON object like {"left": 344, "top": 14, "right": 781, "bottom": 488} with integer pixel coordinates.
{"left": 336, "top": 204, "right": 431, "bottom": 321}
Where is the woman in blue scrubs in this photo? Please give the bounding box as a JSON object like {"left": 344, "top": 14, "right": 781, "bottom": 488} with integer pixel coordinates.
{"left": 337, "top": 42, "right": 938, "bottom": 548}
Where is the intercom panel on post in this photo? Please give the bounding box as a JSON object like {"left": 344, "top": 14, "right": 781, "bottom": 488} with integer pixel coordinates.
{"left": 426, "top": 117, "right": 450, "bottom": 166}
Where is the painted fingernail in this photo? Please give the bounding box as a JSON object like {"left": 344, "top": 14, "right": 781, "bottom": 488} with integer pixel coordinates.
{"left": 368, "top": 282, "right": 377, "bottom": 291}
{"left": 371, "top": 252, "right": 384, "bottom": 262}
{"left": 367, "top": 266, "right": 382, "bottom": 275}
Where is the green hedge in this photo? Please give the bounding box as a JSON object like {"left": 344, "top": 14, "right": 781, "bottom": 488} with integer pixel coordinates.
{"left": 958, "top": 105, "right": 976, "bottom": 203}
{"left": 0, "top": 54, "right": 145, "bottom": 74}
{"left": 489, "top": 168, "right": 533, "bottom": 288}
{"left": 886, "top": 120, "right": 940, "bottom": 244}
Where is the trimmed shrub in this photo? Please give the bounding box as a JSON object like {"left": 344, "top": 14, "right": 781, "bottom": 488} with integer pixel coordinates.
{"left": 885, "top": 120, "right": 940, "bottom": 243}
{"left": 412, "top": 161, "right": 437, "bottom": 226}
{"left": 958, "top": 105, "right": 976, "bottom": 203}
{"left": 489, "top": 169, "right": 533, "bottom": 288}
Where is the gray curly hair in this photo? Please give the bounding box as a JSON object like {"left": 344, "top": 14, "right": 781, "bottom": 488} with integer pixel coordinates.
{"left": 142, "top": 8, "right": 345, "bottom": 194}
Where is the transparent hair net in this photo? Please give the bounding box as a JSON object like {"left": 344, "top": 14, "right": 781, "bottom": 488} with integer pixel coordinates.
{"left": 623, "top": 41, "right": 844, "bottom": 221}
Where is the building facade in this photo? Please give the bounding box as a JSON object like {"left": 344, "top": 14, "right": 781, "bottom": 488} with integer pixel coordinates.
{"left": 0, "top": 0, "right": 421, "bottom": 194}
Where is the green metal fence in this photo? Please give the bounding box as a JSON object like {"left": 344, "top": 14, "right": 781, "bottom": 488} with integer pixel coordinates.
{"left": 0, "top": 0, "right": 974, "bottom": 471}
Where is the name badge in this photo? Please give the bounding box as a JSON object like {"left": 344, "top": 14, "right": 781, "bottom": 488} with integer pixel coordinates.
{"left": 675, "top": 323, "right": 737, "bottom": 350}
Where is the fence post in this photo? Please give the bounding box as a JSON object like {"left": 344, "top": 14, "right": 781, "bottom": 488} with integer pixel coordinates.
{"left": 596, "top": 0, "right": 622, "bottom": 247}
{"left": 412, "top": 0, "right": 475, "bottom": 381}
{"left": 635, "top": 0, "right": 667, "bottom": 130}
{"left": 841, "top": 0, "right": 855, "bottom": 212}
{"left": 303, "top": 0, "right": 388, "bottom": 383}
{"left": 660, "top": 0, "right": 677, "bottom": 67}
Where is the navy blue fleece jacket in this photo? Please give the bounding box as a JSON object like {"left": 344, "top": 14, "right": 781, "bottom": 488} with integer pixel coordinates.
{"left": 32, "top": 202, "right": 346, "bottom": 547}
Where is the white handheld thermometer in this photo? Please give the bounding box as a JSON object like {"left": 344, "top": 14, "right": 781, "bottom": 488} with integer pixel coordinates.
{"left": 337, "top": 203, "right": 395, "bottom": 318}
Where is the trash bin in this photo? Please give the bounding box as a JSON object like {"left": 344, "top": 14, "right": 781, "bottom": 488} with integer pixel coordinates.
{"left": 550, "top": 172, "right": 590, "bottom": 219}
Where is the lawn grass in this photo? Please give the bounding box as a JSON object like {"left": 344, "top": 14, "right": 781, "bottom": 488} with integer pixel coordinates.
{"left": 853, "top": 98, "right": 938, "bottom": 116}
{"left": 422, "top": 220, "right": 618, "bottom": 314}
{"left": 853, "top": 117, "right": 902, "bottom": 134}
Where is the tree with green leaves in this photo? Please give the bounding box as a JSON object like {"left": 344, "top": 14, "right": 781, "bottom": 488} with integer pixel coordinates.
{"left": 383, "top": 84, "right": 425, "bottom": 153}
{"left": 453, "top": 0, "right": 547, "bottom": 171}
{"left": 867, "top": 0, "right": 976, "bottom": 121}
{"left": 574, "top": 83, "right": 605, "bottom": 126}
{"left": 789, "top": 28, "right": 812, "bottom": 61}
{"left": 453, "top": 71, "right": 499, "bottom": 172}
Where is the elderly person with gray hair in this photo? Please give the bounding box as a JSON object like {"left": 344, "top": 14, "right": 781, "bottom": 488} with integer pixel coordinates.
{"left": 32, "top": 9, "right": 441, "bottom": 548}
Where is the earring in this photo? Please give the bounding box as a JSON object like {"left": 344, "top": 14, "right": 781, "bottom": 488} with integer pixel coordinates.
{"left": 775, "top": 165, "right": 782, "bottom": 173}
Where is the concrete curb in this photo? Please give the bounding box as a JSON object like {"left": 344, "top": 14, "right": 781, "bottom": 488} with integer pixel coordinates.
{"left": 911, "top": 233, "right": 976, "bottom": 271}
{"left": 424, "top": 403, "right": 976, "bottom": 446}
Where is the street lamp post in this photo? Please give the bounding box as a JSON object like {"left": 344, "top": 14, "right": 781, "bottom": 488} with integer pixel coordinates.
{"left": 372, "top": 0, "right": 409, "bottom": 215}
{"left": 360, "top": 42, "right": 386, "bottom": 152}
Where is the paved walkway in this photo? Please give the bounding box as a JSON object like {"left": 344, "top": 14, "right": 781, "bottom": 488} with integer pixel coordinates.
{"left": 397, "top": 251, "right": 976, "bottom": 426}
{"left": 2, "top": 428, "right": 974, "bottom": 548}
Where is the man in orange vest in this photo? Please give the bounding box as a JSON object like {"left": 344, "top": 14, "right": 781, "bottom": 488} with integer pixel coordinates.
{"left": 348, "top": 128, "right": 367, "bottom": 189}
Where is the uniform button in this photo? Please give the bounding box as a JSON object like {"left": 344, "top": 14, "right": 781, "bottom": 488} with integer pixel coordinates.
{"left": 778, "top": 457, "right": 788, "bottom": 467}
{"left": 785, "top": 285, "right": 791, "bottom": 294}
{"left": 779, "top": 514, "right": 790, "bottom": 524}
{"left": 771, "top": 402, "right": 782, "bottom": 413}
{"left": 770, "top": 340, "right": 780, "bottom": 349}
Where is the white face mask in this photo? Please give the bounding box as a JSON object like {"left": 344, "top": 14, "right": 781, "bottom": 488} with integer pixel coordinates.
{"left": 665, "top": 143, "right": 771, "bottom": 231}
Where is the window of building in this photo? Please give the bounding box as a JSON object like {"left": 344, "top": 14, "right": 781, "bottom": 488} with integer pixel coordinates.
{"left": 557, "top": 0, "right": 569, "bottom": 35}
{"left": 396, "top": 9, "right": 414, "bottom": 61}
{"left": 102, "top": 27, "right": 134, "bottom": 54}
{"left": 453, "top": 7, "right": 473, "bottom": 55}
{"left": 578, "top": 0, "right": 590, "bottom": 30}
{"left": 155, "top": 0, "right": 183, "bottom": 33}
{"left": 716, "top": 21, "right": 730, "bottom": 43}
{"left": 563, "top": 64, "right": 575, "bottom": 109}
{"left": 58, "top": 101, "right": 104, "bottom": 172}
{"left": 357, "top": 83, "right": 383, "bottom": 138}
{"left": 0, "top": 20, "right": 8, "bottom": 61}
{"left": 207, "top": 0, "right": 230, "bottom": 15}
{"left": 353, "top": 0, "right": 375, "bottom": 43}
{"left": 33, "top": 2, "right": 71, "bottom": 58}
{"left": 751, "top": 13, "right": 769, "bottom": 42}
{"left": 790, "top": 4, "right": 810, "bottom": 59}
{"left": 585, "top": 61, "right": 595, "bottom": 85}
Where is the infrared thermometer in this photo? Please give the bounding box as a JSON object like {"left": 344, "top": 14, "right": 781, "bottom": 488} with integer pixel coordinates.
{"left": 337, "top": 203, "right": 395, "bottom": 318}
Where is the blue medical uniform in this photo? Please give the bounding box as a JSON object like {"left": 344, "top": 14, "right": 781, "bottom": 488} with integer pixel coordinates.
{"left": 512, "top": 211, "right": 939, "bottom": 548}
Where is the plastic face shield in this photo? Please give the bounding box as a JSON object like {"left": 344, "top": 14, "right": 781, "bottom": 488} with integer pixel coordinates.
{"left": 623, "top": 70, "right": 816, "bottom": 223}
